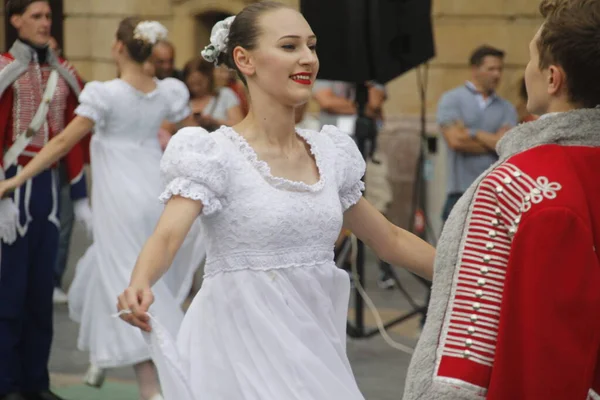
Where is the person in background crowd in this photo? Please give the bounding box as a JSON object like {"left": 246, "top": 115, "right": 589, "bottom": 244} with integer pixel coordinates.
{"left": 184, "top": 56, "right": 244, "bottom": 131}
{"left": 214, "top": 63, "right": 249, "bottom": 116}
{"left": 152, "top": 40, "right": 183, "bottom": 81}
{"left": 437, "top": 45, "right": 517, "bottom": 223}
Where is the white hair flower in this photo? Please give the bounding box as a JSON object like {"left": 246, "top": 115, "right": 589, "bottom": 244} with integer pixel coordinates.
{"left": 201, "top": 16, "right": 235, "bottom": 65}
{"left": 134, "top": 21, "right": 168, "bottom": 45}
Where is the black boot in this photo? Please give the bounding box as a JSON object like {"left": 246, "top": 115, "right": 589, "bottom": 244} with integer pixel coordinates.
{"left": 22, "top": 391, "right": 66, "bottom": 400}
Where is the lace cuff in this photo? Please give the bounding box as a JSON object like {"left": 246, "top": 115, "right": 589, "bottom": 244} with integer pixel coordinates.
{"left": 340, "top": 180, "right": 365, "bottom": 212}
{"left": 159, "top": 177, "right": 223, "bottom": 216}
{"left": 75, "top": 104, "right": 102, "bottom": 126}
{"left": 76, "top": 81, "right": 108, "bottom": 129}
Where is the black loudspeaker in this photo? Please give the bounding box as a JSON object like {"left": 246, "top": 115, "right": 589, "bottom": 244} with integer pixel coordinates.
{"left": 300, "top": 0, "right": 435, "bottom": 340}
{"left": 370, "top": 0, "right": 435, "bottom": 83}
{"left": 300, "top": 0, "right": 435, "bottom": 84}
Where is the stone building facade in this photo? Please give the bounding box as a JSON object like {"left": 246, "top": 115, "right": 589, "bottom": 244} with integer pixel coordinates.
{"left": 2, "top": 0, "right": 544, "bottom": 116}
{"left": 0, "top": 0, "right": 546, "bottom": 235}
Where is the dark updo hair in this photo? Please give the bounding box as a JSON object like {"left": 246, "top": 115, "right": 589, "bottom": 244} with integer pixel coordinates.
{"left": 216, "top": 1, "right": 292, "bottom": 85}
{"left": 7, "top": 0, "right": 49, "bottom": 18}
{"left": 183, "top": 56, "right": 216, "bottom": 96}
{"left": 116, "top": 17, "right": 155, "bottom": 64}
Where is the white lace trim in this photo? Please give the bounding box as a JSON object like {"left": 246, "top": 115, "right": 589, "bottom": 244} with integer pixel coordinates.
{"left": 159, "top": 177, "right": 223, "bottom": 216}
{"left": 220, "top": 126, "right": 327, "bottom": 193}
{"left": 75, "top": 104, "right": 103, "bottom": 128}
{"left": 204, "top": 246, "right": 334, "bottom": 277}
{"left": 340, "top": 181, "right": 365, "bottom": 211}
{"left": 320, "top": 125, "right": 366, "bottom": 211}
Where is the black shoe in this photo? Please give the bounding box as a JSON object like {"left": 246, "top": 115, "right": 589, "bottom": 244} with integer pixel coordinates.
{"left": 22, "top": 391, "right": 66, "bottom": 400}
{"left": 0, "top": 393, "right": 26, "bottom": 400}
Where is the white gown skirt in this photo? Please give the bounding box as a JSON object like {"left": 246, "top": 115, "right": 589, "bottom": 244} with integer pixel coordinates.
{"left": 146, "top": 261, "right": 366, "bottom": 400}
{"left": 68, "top": 136, "right": 204, "bottom": 368}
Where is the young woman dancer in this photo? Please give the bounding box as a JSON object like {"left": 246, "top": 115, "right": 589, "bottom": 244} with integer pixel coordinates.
{"left": 113, "top": 3, "right": 436, "bottom": 399}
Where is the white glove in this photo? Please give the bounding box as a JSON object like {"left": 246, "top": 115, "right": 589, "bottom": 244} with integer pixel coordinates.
{"left": 74, "top": 198, "right": 94, "bottom": 239}
{"left": 0, "top": 198, "right": 19, "bottom": 245}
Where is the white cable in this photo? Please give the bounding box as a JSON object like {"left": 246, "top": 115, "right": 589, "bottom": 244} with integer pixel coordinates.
{"left": 348, "top": 234, "right": 415, "bottom": 355}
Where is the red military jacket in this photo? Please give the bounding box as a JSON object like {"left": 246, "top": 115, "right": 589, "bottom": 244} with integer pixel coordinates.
{"left": 404, "top": 108, "right": 600, "bottom": 400}
{"left": 0, "top": 39, "right": 87, "bottom": 199}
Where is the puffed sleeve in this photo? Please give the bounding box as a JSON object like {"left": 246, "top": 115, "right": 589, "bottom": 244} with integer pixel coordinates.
{"left": 159, "top": 77, "right": 192, "bottom": 123}
{"left": 159, "top": 127, "right": 229, "bottom": 216}
{"left": 323, "top": 125, "right": 366, "bottom": 211}
{"left": 75, "top": 81, "right": 109, "bottom": 129}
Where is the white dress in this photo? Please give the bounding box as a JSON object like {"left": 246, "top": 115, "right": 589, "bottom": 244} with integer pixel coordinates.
{"left": 68, "top": 78, "right": 204, "bottom": 368}
{"left": 145, "top": 125, "right": 367, "bottom": 399}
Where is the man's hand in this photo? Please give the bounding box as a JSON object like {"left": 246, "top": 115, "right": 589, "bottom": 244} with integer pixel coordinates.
{"left": 441, "top": 121, "right": 490, "bottom": 154}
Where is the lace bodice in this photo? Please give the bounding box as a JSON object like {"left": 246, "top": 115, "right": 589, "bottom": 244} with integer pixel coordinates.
{"left": 75, "top": 78, "right": 190, "bottom": 142}
{"left": 160, "top": 125, "right": 365, "bottom": 276}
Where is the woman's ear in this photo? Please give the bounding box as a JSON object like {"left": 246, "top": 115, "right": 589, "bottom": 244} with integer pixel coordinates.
{"left": 233, "top": 47, "right": 254, "bottom": 79}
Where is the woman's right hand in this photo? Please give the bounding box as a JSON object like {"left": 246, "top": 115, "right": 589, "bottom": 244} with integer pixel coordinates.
{"left": 117, "top": 285, "right": 155, "bottom": 332}
{"left": 0, "top": 177, "right": 22, "bottom": 199}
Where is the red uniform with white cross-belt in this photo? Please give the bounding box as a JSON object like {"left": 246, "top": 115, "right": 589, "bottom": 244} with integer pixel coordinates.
{"left": 0, "top": 39, "right": 88, "bottom": 394}
{"left": 403, "top": 109, "right": 600, "bottom": 400}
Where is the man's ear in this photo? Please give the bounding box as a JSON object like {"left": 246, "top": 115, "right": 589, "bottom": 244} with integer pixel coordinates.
{"left": 10, "top": 14, "right": 23, "bottom": 30}
{"left": 546, "top": 64, "right": 565, "bottom": 96}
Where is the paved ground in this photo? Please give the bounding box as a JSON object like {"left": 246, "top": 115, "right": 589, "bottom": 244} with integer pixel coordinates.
{"left": 48, "top": 157, "right": 432, "bottom": 399}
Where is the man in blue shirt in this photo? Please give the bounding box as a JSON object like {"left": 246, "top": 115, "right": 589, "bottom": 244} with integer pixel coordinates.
{"left": 438, "top": 45, "right": 518, "bottom": 221}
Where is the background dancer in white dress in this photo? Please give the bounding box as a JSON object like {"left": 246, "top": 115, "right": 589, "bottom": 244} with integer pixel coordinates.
{"left": 113, "top": 3, "right": 436, "bottom": 399}
{"left": 0, "top": 17, "right": 200, "bottom": 400}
